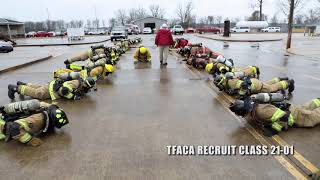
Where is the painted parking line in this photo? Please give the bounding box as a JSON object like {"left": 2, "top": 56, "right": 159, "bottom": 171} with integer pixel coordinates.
{"left": 273, "top": 135, "right": 319, "bottom": 174}
{"left": 191, "top": 67, "right": 319, "bottom": 176}
{"left": 304, "top": 74, "right": 320, "bottom": 81}
{"left": 182, "top": 65, "right": 307, "bottom": 179}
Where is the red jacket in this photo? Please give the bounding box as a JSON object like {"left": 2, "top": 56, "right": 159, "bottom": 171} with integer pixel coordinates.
{"left": 155, "top": 29, "right": 174, "bottom": 46}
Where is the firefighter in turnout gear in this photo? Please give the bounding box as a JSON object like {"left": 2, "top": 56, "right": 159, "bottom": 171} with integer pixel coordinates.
{"left": 0, "top": 99, "right": 68, "bottom": 146}
{"left": 134, "top": 46, "right": 151, "bottom": 64}
{"left": 229, "top": 93, "right": 320, "bottom": 136}
{"left": 64, "top": 44, "right": 106, "bottom": 64}
{"left": 63, "top": 46, "right": 116, "bottom": 81}
{"left": 64, "top": 45, "right": 118, "bottom": 65}
{"left": 205, "top": 62, "right": 260, "bottom": 79}
{"left": 64, "top": 57, "right": 115, "bottom": 81}
{"left": 8, "top": 77, "right": 96, "bottom": 101}
{"left": 213, "top": 74, "right": 295, "bottom": 96}
{"left": 187, "top": 54, "right": 215, "bottom": 69}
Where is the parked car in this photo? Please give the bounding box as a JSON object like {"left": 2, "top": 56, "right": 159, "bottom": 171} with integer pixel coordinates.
{"left": 142, "top": 27, "right": 152, "bottom": 34}
{"left": 132, "top": 25, "right": 140, "bottom": 34}
{"left": 171, "top": 25, "right": 184, "bottom": 35}
{"left": 26, "top": 31, "right": 36, "bottom": 37}
{"left": 231, "top": 27, "right": 250, "bottom": 33}
{"left": 67, "top": 28, "right": 85, "bottom": 40}
{"left": 0, "top": 41, "right": 13, "bottom": 53}
{"left": 34, "top": 31, "right": 50, "bottom": 37}
{"left": 186, "top": 27, "right": 196, "bottom": 33}
{"left": 55, "top": 31, "right": 65, "bottom": 37}
{"left": 196, "top": 27, "right": 221, "bottom": 34}
{"left": 261, "top": 27, "right": 281, "bottom": 32}
{"left": 48, "top": 31, "right": 56, "bottom": 36}
{"left": 110, "top": 26, "right": 128, "bottom": 41}
{"left": 125, "top": 24, "right": 134, "bottom": 35}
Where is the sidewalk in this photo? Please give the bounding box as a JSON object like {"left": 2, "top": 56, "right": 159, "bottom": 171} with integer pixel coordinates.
{"left": 285, "top": 35, "right": 320, "bottom": 59}
{"left": 14, "top": 35, "right": 110, "bottom": 46}
{"left": 0, "top": 47, "right": 53, "bottom": 73}
{"left": 196, "top": 33, "right": 284, "bottom": 42}
{"left": 197, "top": 33, "right": 320, "bottom": 60}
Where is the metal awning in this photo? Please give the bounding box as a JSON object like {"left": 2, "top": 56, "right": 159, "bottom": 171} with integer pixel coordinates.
{"left": 0, "top": 18, "right": 24, "bottom": 26}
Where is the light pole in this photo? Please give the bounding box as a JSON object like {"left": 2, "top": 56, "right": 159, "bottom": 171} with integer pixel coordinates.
{"left": 7, "top": 23, "right": 12, "bottom": 39}
{"left": 94, "top": 6, "right": 98, "bottom": 30}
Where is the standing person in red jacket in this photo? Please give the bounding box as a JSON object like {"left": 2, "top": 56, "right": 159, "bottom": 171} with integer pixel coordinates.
{"left": 155, "top": 24, "right": 174, "bottom": 66}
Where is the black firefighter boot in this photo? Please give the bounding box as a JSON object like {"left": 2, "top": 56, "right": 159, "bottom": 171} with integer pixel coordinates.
{"left": 8, "top": 84, "right": 18, "bottom": 99}
{"left": 279, "top": 77, "right": 289, "bottom": 81}
{"left": 17, "top": 81, "right": 27, "bottom": 86}
{"left": 288, "top": 79, "right": 295, "bottom": 93}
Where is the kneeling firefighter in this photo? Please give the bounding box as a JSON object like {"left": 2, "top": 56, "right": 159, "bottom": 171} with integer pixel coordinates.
{"left": 0, "top": 99, "right": 68, "bottom": 146}
{"left": 229, "top": 93, "right": 320, "bottom": 136}
{"left": 173, "top": 38, "right": 189, "bottom": 49}
{"left": 8, "top": 76, "right": 96, "bottom": 101}
{"left": 134, "top": 46, "right": 151, "bottom": 64}
{"left": 213, "top": 73, "right": 295, "bottom": 96}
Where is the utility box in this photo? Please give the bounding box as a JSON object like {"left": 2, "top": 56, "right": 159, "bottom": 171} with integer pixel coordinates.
{"left": 223, "top": 20, "right": 230, "bottom": 37}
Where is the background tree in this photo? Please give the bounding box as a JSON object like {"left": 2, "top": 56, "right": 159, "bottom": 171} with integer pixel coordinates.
{"left": 278, "top": 0, "right": 304, "bottom": 49}
{"left": 86, "top": 19, "right": 92, "bottom": 29}
{"left": 231, "top": 17, "right": 241, "bottom": 23}
{"left": 176, "top": 1, "right": 194, "bottom": 28}
{"left": 149, "top": 4, "right": 165, "bottom": 18}
{"left": 278, "top": 0, "right": 304, "bottom": 16}
{"left": 207, "top": 16, "right": 214, "bottom": 25}
{"left": 247, "top": 10, "right": 267, "bottom": 21}
{"left": 127, "top": 8, "right": 138, "bottom": 23}
{"left": 115, "top": 9, "right": 127, "bottom": 25}
{"left": 56, "top": 20, "right": 65, "bottom": 31}
{"left": 102, "top": 20, "right": 106, "bottom": 27}
{"left": 109, "top": 18, "right": 116, "bottom": 29}
{"left": 216, "top": 16, "right": 223, "bottom": 25}
{"left": 270, "top": 13, "right": 279, "bottom": 25}
{"left": 136, "top": 7, "right": 147, "bottom": 19}
{"left": 250, "top": 0, "right": 264, "bottom": 21}
{"left": 294, "top": 14, "right": 305, "bottom": 24}
{"left": 304, "top": 9, "right": 320, "bottom": 24}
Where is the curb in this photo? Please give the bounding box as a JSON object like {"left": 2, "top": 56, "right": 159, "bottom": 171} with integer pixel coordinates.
{"left": 195, "top": 35, "right": 283, "bottom": 42}
{"left": 15, "top": 38, "right": 110, "bottom": 47}
{"left": 0, "top": 55, "right": 53, "bottom": 75}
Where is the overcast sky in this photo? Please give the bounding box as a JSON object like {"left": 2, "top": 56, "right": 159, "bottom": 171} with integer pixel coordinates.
{"left": 0, "top": 0, "right": 315, "bottom": 23}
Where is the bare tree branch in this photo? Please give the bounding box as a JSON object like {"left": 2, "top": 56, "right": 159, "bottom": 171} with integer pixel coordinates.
{"left": 249, "top": 0, "right": 264, "bottom": 20}
{"left": 176, "top": 1, "right": 194, "bottom": 28}
{"left": 115, "top": 9, "right": 127, "bottom": 26}
{"left": 278, "top": 0, "right": 304, "bottom": 16}
{"left": 136, "top": 6, "right": 147, "bottom": 19}
{"left": 149, "top": 4, "right": 165, "bottom": 18}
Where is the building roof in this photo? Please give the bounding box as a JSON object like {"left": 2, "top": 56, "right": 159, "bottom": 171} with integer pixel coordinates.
{"left": 0, "top": 18, "right": 24, "bottom": 25}
{"left": 132, "top": 16, "right": 167, "bottom": 23}
{"left": 306, "top": 24, "right": 320, "bottom": 27}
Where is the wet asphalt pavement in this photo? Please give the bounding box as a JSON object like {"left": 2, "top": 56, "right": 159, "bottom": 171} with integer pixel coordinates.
{"left": 0, "top": 34, "right": 319, "bottom": 180}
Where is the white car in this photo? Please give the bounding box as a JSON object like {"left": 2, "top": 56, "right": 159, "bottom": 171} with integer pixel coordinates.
{"left": 231, "top": 27, "right": 250, "bottom": 33}
{"left": 261, "top": 27, "right": 281, "bottom": 33}
{"left": 142, "top": 27, "right": 152, "bottom": 34}
{"left": 110, "top": 26, "right": 128, "bottom": 41}
{"left": 26, "top": 31, "right": 36, "bottom": 37}
{"left": 132, "top": 25, "right": 140, "bottom": 34}
{"left": 172, "top": 25, "right": 184, "bottom": 35}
